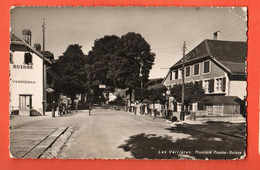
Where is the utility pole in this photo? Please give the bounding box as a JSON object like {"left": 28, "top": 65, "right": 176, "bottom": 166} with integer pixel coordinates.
{"left": 181, "top": 41, "right": 186, "bottom": 121}
{"left": 42, "top": 18, "right": 46, "bottom": 116}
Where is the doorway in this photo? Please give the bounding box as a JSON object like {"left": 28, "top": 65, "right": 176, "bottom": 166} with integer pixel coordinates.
{"left": 19, "top": 95, "right": 32, "bottom": 111}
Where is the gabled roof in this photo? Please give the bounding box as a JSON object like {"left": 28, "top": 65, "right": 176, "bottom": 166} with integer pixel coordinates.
{"left": 171, "top": 39, "right": 247, "bottom": 75}
{"left": 10, "top": 31, "right": 51, "bottom": 65}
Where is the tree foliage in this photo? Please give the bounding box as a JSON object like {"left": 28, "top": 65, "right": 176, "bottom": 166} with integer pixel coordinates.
{"left": 87, "top": 32, "right": 155, "bottom": 104}
{"left": 147, "top": 86, "right": 167, "bottom": 104}
{"left": 107, "top": 32, "right": 155, "bottom": 90}
{"left": 171, "top": 82, "right": 205, "bottom": 105}
{"left": 86, "top": 35, "right": 120, "bottom": 87}
{"left": 53, "top": 44, "right": 87, "bottom": 104}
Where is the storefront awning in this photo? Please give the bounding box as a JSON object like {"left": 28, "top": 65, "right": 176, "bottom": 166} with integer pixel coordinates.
{"left": 203, "top": 96, "right": 242, "bottom": 105}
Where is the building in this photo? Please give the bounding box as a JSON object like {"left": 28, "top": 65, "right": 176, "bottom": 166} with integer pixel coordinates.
{"left": 9, "top": 31, "right": 52, "bottom": 115}
{"left": 162, "top": 37, "right": 247, "bottom": 116}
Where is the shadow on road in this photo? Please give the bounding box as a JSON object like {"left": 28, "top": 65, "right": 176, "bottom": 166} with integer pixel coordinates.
{"left": 118, "top": 121, "right": 246, "bottom": 160}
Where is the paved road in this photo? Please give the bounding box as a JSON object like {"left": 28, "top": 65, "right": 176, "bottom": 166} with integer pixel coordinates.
{"left": 10, "top": 108, "right": 246, "bottom": 160}
{"left": 58, "top": 109, "right": 246, "bottom": 160}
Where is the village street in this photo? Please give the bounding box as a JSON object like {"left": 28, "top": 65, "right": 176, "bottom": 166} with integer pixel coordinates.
{"left": 10, "top": 108, "right": 246, "bottom": 160}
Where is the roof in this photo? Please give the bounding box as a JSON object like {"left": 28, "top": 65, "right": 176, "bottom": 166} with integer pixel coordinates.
{"left": 147, "top": 83, "right": 165, "bottom": 90}
{"left": 203, "top": 96, "right": 242, "bottom": 105}
{"left": 171, "top": 39, "right": 247, "bottom": 75}
{"left": 10, "top": 31, "right": 51, "bottom": 65}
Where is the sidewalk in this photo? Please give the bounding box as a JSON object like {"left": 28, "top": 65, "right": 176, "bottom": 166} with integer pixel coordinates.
{"left": 9, "top": 111, "right": 73, "bottom": 158}
{"left": 10, "top": 111, "right": 54, "bottom": 129}
{"left": 10, "top": 126, "right": 68, "bottom": 158}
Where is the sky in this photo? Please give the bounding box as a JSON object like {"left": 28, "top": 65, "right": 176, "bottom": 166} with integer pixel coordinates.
{"left": 10, "top": 7, "right": 247, "bottom": 79}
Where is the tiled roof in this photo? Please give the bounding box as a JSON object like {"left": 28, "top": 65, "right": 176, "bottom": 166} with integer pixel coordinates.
{"left": 171, "top": 39, "right": 247, "bottom": 75}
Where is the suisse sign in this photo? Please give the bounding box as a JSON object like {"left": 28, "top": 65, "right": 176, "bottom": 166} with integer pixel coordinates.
{"left": 13, "top": 64, "right": 33, "bottom": 69}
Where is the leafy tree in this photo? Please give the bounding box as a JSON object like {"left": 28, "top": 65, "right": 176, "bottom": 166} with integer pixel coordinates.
{"left": 107, "top": 32, "right": 155, "bottom": 106}
{"left": 147, "top": 86, "right": 167, "bottom": 105}
{"left": 134, "top": 87, "right": 149, "bottom": 102}
{"left": 171, "top": 82, "right": 205, "bottom": 106}
{"left": 87, "top": 35, "right": 120, "bottom": 87}
{"left": 53, "top": 44, "right": 87, "bottom": 106}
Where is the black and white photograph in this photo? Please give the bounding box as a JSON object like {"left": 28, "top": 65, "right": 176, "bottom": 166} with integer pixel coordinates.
{"left": 9, "top": 7, "right": 247, "bottom": 160}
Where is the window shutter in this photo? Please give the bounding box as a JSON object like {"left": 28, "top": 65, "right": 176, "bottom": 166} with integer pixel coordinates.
{"left": 222, "top": 77, "right": 226, "bottom": 92}
{"left": 170, "top": 71, "right": 172, "bottom": 80}
{"left": 24, "top": 53, "right": 28, "bottom": 64}
{"left": 28, "top": 53, "right": 32, "bottom": 63}
{"left": 208, "top": 79, "right": 214, "bottom": 93}
{"left": 175, "top": 70, "right": 178, "bottom": 79}
{"left": 24, "top": 53, "right": 32, "bottom": 64}
{"left": 198, "top": 80, "right": 203, "bottom": 88}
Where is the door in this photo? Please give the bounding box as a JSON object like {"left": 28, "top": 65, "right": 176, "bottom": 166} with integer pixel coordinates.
{"left": 19, "top": 95, "right": 32, "bottom": 111}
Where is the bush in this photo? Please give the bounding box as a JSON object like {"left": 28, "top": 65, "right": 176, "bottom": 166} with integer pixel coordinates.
{"left": 11, "top": 110, "right": 19, "bottom": 115}
{"left": 30, "top": 109, "right": 42, "bottom": 116}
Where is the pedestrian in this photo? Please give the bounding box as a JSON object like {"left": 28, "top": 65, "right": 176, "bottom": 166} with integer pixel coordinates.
{"left": 75, "top": 99, "right": 78, "bottom": 113}
{"left": 52, "top": 101, "right": 56, "bottom": 117}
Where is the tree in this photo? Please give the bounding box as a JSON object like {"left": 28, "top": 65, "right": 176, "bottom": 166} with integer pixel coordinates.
{"left": 53, "top": 44, "right": 87, "bottom": 106}
{"left": 171, "top": 82, "right": 205, "bottom": 107}
{"left": 107, "top": 32, "right": 155, "bottom": 106}
{"left": 87, "top": 35, "right": 121, "bottom": 87}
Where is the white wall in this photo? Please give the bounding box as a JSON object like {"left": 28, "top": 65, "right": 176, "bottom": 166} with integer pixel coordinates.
{"left": 10, "top": 51, "right": 43, "bottom": 114}
{"left": 229, "top": 80, "right": 247, "bottom": 99}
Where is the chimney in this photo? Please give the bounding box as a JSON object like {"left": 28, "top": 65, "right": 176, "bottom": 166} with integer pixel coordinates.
{"left": 213, "top": 30, "right": 221, "bottom": 40}
{"left": 22, "top": 29, "right": 32, "bottom": 45}
{"left": 34, "top": 43, "right": 41, "bottom": 51}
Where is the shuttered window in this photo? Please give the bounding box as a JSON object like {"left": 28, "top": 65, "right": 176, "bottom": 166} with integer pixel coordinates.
{"left": 203, "top": 80, "right": 209, "bottom": 93}
{"left": 194, "top": 63, "right": 199, "bottom": 75}
{"left": 24, "top": 52, "right": 32, "bottom": 64}
{"left": 203, "top": 60, "right": 210, "bottom": 74}
{"left": 179, "top": 69, "right": 182, "bottom": 79}
{"left": 198, "top": 80, "right": 203, "bottom": 88}
{"left": 222, "top": 77, "right": 226, "bottom": 92}
{"left": 175, "top": 70, "right": 178, "bottom": 79}
{"left": 10, "top": 52, "right": 13, "bottom": 64}
{"left": 208, "top": 79, "right": 214, "bottom": 93}
{"left": 185, "top": 66, "right": 191, "bottom": 77}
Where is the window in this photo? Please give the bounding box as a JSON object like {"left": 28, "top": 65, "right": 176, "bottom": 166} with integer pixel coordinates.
{"left": 215, "top": 77, "right": 226, "bottom": 92}
{"left": 215, "top": 78, "right": 222, "bottom": 92}
{"left": 185, "top": 66, "right": 191, "bottom": 77}
{"left": 170, "top": 71, "right": 172, "bottom": 80}
{"left": 175, "top": 70, "right": 178, "bottom": 79}
{"left": 194, "top": 63, "right": 199, "bottom": 76}
{"left": 24, "top": 52, "right": 32, "bottom": 64}
{"left": 203, "top": 80, "right": 209, "bottom": 93}
{"left": 203, "top": 60, "right": 210, "bottom": 74}
{"left": 203, "top": 79, "right": 214, "bottom": 93}
{"left": 178, "top": 69, "right": 182, "bottom": 79}
{"left": 10, "top": 52, "right": 13, "bottom": 64}
{"left": 208, "top": 79, "right": 214, "bottom": 93}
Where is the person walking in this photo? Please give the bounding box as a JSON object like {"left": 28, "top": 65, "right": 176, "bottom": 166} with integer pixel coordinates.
{"left": 52, "top": 101, "right": 56, "bottom": 117}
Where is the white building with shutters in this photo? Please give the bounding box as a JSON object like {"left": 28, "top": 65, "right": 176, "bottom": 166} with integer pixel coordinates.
{"left": 9, "top": 31, "right": 51, "bottom": 115}
{"left": 162, "top": 39, "right": 247, "bottom": 116}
